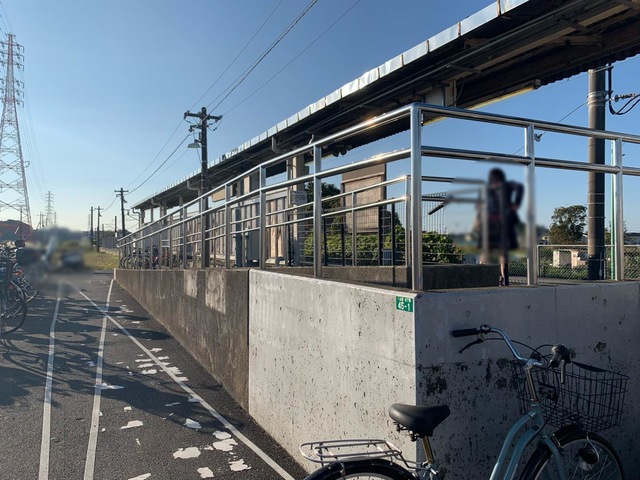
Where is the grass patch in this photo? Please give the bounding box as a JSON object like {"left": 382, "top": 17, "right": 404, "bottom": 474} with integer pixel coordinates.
{"left": 85, "top": 250, "right": 119, "bottom": 270}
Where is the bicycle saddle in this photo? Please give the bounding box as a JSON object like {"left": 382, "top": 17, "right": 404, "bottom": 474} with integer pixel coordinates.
{"left": 389, "top": 404, "right": 451, "bottom": 437}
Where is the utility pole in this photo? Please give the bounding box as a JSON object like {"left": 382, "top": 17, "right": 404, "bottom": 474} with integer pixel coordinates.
{"left": 587, "top": 68, "right": 607, "bottom": 280}
{"left": 115, "top": 188, "right": 128, "bottom": 238}
{"left": 183, "top": 107, "right": 221, "bottom": 268}
{"left": 96, "top": 206, "right": 101, "bottom": 252}
{"left": 90, "top": 207, "right": 94, "bottom": 247}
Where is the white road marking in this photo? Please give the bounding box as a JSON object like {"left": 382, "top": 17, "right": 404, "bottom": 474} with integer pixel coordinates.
{"left": 77, "top": 288, "right": 296, "bottom": 480}
{"left": 38, "top": 284, "right": 62, "bottom": 480}
{"left": 83, "top": 279, "right": 114, "bottom": 480}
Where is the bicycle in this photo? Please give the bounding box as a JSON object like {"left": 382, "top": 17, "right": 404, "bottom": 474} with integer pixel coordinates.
{"left": 0, "top": 257, "right": 28, "bottom": 336}
{"left": 299, "top": 324, "right": 627, "bottom": 479}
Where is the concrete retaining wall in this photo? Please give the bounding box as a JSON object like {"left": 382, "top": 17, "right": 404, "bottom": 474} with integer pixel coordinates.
{"left": 116, "top": 268, "right": 640, "bottom": 476}
{"left": 248, "top": 270, "right": 418, "bottom": 465}
{"left": 413, "top": 283, "right": 640, "bottom": 476}
{"left": 114, "top": 269, "right": 250, "bottom": 409}
{"left": 248, "top": 271, "right": 640, "bottom": 476}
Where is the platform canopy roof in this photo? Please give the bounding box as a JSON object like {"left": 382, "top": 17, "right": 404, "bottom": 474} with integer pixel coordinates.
{"left": 134, "top": 0, "right": 640, "bottom": 212}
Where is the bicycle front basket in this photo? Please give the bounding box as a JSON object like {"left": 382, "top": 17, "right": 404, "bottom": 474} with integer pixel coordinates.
{"left": 511, "top": 361, "right": 628, "bottom": 432}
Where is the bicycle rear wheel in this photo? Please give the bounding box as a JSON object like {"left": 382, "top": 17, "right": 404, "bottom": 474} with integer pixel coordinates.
{"left": 520, "top": 428, "right": 624, "bottom": 479}
{"left": 303, "top": 459, "right": 415, "bottom": 480}
{"left": 0, "top": 291, "right": 27, "bottom": 334}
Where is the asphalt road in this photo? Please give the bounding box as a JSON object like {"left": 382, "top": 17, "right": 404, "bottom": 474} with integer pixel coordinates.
{"left": 0, "top": 270, "right": 307, "bottom": 480}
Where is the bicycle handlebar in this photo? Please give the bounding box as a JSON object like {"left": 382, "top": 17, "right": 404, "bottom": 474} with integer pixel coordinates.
{"left": 451, "top": 324, "right": 543, "bottom": 366}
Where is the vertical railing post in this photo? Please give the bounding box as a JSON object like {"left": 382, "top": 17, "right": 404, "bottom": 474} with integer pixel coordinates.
{"left": 410, "top": 106, "right": 423, "bottom": 291}
{"left": 341, "top": 220, "right": 346, "bottom": 266}
{"left": 181, "top": 206, "right": 187, "bottom": 269}
{"left": 404, "top": 177, "right": 410, "bottom": 267}
{"left": 200, "top": 193, "right": 209, "bottom": 269}
{"left": 313, "top": 145, "right": 323, "bottom": 278}
{"left": 259, "top": 167, "right": 267, "bottom": 270}
{"left": 525, "top": 124, "right": 538, "bottom": 285}
{"left": 225, "top": 185, "right": 231, "bottom": 269}
{"left": 613, "top": 137, "right": 624, "bottom": 280}
{"left": 378, "top": 205, "right": 383, "bottom": 266}
{"left": 323, "top": 217, "right": 328, "bottom": 266}
{"left": 391, "top": 203, "right": 397, "bottom": 266}
{"left": 351, "top": 191, "right": 357, "bottom": 266}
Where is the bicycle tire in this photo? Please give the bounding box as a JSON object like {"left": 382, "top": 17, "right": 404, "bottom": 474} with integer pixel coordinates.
{"left": 0, "top": 293, "right": 27, "bottom": 334}
{"left": 520, "top": 427, "right": 624, "bottom": 479}
{"left": 303, "top": 458, "right": 415, "bottom": 480}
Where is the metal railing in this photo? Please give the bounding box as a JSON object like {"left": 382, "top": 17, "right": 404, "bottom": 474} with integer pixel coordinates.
{"left": 118, "top": 103, "right": 640, "bottom": 290}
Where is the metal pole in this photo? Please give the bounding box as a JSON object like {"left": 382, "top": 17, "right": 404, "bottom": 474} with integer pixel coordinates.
{"left": 587, "top": 68, "right": 606, "bottom": 280}
{"left": 351, "top": 191, "right": 357, "bottom": 266}
{"left": 378, "top": 205, "right": 383, "bottom": 266}
{"left": 259, "top": 166, "right": 266, "bottom": 269}
{"left": 410, "top": 106, "right": 423, "bottom": 291}
{"left": 613, "top": 138, "right": 624, "bottom": 280}
{"left": 524, "top": 124, "right": 537, "bottom": 285}
{"left": 313, "top": 145, "right": 322, "bottom": 278}
{"left": 391, "top": 203, "right": 397, "bottom": 266}
{"left": 90, "top": 207, "right": 94, "bottom": 247}
{"left": 225, "top": 185, "right": 231, "bottom": 269}
{"left": 404, "top": 178, "right": 410, "bottom": 267}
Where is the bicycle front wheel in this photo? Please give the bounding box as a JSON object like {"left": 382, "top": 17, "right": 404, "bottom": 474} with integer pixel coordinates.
{"left": 303, "top": 459, "right": 415, "bottom": 480}
{"left": 520, "top": 428, "right": 624, "bottom": 479}
{"left": 0, "top": 292, "right": 27, "bottom": 334}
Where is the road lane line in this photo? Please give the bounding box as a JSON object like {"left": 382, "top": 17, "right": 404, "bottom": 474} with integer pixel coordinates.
{"left": 76, "top": 287, "right": 295, "bottom": 480}
{"left": 38, "top": 283, "right": 62, "bottom": 480}
{"left": 83, "top": 279, "right": 114, "bottom": 480}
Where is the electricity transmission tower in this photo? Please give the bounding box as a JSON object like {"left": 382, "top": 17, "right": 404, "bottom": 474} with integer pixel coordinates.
{"left": 0, "top": 34, "right": 31, "bottom": 228}
{"left": 45, "top": 191, "right": 55, "bottom": 226}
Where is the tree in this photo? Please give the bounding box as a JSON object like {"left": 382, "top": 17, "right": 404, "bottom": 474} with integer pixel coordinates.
{"left": 548, "top": 205, "right": 586, "bottom": 244}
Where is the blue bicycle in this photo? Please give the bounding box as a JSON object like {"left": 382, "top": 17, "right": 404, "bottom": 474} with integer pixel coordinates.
{"left": 300, "top": 324, "right": 627, "bottom": 479}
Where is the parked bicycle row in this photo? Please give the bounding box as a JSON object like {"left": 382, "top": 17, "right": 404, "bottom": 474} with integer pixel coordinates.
{"left": 0, "top": 240, "right": 41, "bottom": 336}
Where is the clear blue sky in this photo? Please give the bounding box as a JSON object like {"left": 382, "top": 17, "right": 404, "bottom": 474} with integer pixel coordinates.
{"left": 2, "top": 0, "right": 639, "bottom": 233}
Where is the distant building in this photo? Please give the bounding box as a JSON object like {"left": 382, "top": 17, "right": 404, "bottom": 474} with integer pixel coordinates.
{"left": 0, "top": 220, "right": 32, "bottom": 241}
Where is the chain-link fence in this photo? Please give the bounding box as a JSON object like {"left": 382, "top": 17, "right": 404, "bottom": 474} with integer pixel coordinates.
{"left": 507, "top": 245, "right": 640, "bottom": 281}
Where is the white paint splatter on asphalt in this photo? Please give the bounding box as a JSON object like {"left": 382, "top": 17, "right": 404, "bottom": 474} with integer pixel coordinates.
{"left": 121, "top": 421, "right": 143, "bottom": 430}
{"left": 141, "top": 369, "right": 157, "bottom": 375}
{"left": 198, "top": 467, "right": 214, "bottom": 478}
{"left": 213, "top": 439, "right": 237, "bottom": 452}
{"left": 184, "top": 418, "right": 202, "bottom": 430}
{"left": 98, "top": 383, "right": 124, "bottom": 390}
{"left": 230, "top": 459, "right": 250, "bottom": 471}
{"left": 165, "top": 402, "right": 180, "bottom": 407}
{"left": 213, "top": 430, "right": 231, "bottom": 440}
{"left": 124, "top": 406, "right": 132, "bottom": 412}
{"left": 127, "top": 474, "right": 150, "bottom": 480}
{"left": 173, "top": 447, "right": 201, "bottom": 459}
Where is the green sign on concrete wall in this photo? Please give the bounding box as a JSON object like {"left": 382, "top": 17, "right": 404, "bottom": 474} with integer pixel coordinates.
{"left": 395, "top": 296, "right": 414, "bottom": 312}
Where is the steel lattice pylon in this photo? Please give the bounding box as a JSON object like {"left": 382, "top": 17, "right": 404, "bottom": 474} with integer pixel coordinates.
{"left": 0, "top": 33, "right": 31, "bottom": 228}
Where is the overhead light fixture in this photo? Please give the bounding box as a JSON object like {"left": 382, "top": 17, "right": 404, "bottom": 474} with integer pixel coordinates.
{"left": 187, "top": 141, "right": 201, "bottom": 149}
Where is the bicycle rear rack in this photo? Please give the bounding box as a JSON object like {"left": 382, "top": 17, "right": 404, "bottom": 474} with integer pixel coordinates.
{"left": 299, "top": 438, "right": 407, "bottom": 466}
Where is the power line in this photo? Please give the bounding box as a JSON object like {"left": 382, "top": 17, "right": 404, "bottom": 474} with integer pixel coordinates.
{"left": 128, "top": 134, "right": 191, "bottom": 195}
{"left": 222, "top": 0, "right": 362, "bottom": 117}
{"left": 206, "top": 0, "right": 319, "bottom": 113}
{"left": 188, "top": 0, "right": 285, "bottom": 111}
